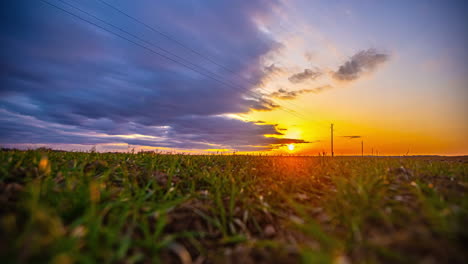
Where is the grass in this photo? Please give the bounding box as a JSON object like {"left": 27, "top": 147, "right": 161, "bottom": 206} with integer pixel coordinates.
{"left": 0, "top": 149, "right": 467, "bottom": 263}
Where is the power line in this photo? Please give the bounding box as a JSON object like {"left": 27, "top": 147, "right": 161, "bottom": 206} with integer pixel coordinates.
{"left": 96, "top": 0, "right": 284, "bottom": 90}
{"left": 94, "top": 0, "right": 315, "bottom": 119}
{"left": 58, "top": 0, "right": 308, "bottom": 118}
{"left": 96, "top": 0, "right": 237, "bottom": 75}
{"left": 41, "top": 0, "right": 354, "bottom": 149}
{"left": 40, "top": 0, "right": 308, "bottom": 121}
{"left": 73, "top": 0, "right": 311, "bottom": 120}
{"left": 94, "top": 0, "right": 354, "bottom": 137}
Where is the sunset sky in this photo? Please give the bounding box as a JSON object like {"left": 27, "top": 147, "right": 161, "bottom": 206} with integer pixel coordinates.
{"left": 1, "top": 0, "right": 467, "bottom": 155}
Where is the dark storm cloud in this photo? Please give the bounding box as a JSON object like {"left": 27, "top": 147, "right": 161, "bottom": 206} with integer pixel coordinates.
{"left": 269, "top": 85, "right": 332, "bottom": 100}
{"left": 0, "top": 0, "right": 305, "bottom": 151}
{"left": 288, "top": 68, "right": 322, "bottom": 83}
{"left": 332, "top": 49, "right": 389, "bottom": 81}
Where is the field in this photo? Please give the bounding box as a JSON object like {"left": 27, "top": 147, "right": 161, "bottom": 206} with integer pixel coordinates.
{"left": 0, "top": 150, "right": 467, "bottom": 264}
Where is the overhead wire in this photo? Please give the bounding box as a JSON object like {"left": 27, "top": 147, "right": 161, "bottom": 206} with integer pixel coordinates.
{"left": 40, "top": 0, "right": 308, "bottom": 121}
{"left": 93, "top": 0, "right": 317, "bottom": 119}
{"left": 40, "top": 0, "right": 356, "bottom": 149}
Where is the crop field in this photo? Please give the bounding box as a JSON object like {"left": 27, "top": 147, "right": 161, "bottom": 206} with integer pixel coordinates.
{"left": 0, "top": 149, "right": 467, "bottom": 264}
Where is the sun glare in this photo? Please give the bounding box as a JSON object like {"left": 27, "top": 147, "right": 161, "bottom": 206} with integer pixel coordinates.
{"left": 288, "top": 144, "right": 295, "bottom": 151}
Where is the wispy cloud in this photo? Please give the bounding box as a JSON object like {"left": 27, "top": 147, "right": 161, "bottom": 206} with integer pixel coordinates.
{"left": 269, "top": 85, "right": 332, "bottom": 100}
{"left": 332, "top": 49, "right": 389, "bottom": 81}
{"left": 0, "top": 109, "right": 307, "bottom": 152}
{"left": 340, "top": 136, "right": 362, "bottom": 139}
{"left": 288, "top": 68, "right": 322, "bottom": 83}
{"left": 264, "top": 63, "right": 284, "bottom": 75}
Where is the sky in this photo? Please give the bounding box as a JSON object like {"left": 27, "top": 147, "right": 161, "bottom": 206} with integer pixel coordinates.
{"left": 1, "top": 0, "right": 467, "bottom": 155}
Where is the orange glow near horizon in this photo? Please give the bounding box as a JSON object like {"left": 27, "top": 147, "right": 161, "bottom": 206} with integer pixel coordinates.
{"left": 241, "top": 79, "right": 468, "bottom": 156}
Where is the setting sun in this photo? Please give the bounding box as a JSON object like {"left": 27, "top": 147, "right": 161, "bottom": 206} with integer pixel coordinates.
{"left": 288, "top": 144, "right": 295, "bottom": 151}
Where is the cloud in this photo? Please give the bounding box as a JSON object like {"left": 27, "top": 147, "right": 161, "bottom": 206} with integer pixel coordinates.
{"left": 0, "top": 0, "right": 306, "bottom": 152}
{"left": 271, "top": 138, "right": 311, "bottom": 144}
{"left": 332, "top": 49, "right": 389, "bottom": 81}
{"left": 264, "top": 63, "right": 284, "bottom": 74}
{"left": 247, "top": 97, "right": 280, "bottom": 111}
{"left": 340, "top": 136, "right": 362, "bottom": 139}
{"left": 269, "top": 85, "right": 332, "bottom": 100}
{"left": 288, "top": 68, "right": 322, "bottom": 83}
{"left": 304, "top": 52, "right": 315, "bottom": 62}
{"left": 0, "top": 109, "right": 306, "bottom": 152}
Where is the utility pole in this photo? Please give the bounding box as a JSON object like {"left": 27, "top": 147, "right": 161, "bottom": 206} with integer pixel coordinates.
{"left": 361, "top": 140, "right": 364, "bottom": 157}
{"left": 331, "top": 123, "right": 334, "bottom": 157}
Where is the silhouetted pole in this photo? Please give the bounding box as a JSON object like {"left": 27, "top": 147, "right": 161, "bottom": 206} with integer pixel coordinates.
{"left": 362, "top": 141, "right": 365, "bottom": 157}
{"left": 331, "top": 123, "right": 334, "bottom": 157}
